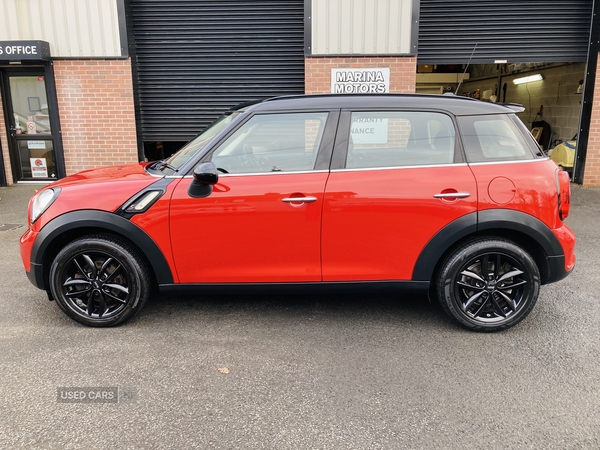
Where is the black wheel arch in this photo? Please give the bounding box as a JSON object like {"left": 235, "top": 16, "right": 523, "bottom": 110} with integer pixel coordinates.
{"left": 412, "top": 209, "right": 567, "bottom": 286}
{"left": 30, "top": 210, "right": 174, "bottom": 290}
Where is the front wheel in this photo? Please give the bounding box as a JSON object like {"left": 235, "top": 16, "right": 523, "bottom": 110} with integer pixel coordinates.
{"left": 49, "top": 235, "right": 151, "bottom": 327}
{"left": 437, "top": 238, "right": 540, "bottom": 332}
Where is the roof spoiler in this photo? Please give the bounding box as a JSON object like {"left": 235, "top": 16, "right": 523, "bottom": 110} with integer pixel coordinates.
{"left": 499, "top": 103, "right": 525, "bottom": 113}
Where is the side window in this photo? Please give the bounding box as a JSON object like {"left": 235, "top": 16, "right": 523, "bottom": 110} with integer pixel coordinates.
{"left": 458, "top": 114, "right": 537, "bottom": 162}
{"left": 346, "top": 111, "right": 456, "bottom": 169}
{"left": 210, "top": 112, "right": 328, "bottom": 174}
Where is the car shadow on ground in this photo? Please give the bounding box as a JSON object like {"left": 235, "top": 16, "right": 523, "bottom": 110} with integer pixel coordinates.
{"left": 137, "top": 291, "right": 453, "bottom": 330}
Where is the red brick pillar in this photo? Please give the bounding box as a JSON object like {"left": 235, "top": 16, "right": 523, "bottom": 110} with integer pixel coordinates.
{"left": 53, "top": 59, "right": 139, "bottom": 175}
{"left": 584, "top": 53, "right": 600, "bottom": 186}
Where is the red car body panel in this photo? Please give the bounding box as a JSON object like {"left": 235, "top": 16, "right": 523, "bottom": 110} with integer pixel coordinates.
{"left": 129, "top": 180, "right": 181, "bottom": 283}
{"left": 321, "top": 165, "right": 477, "bottom": 281}
{"left": 169, "top": 173, "right": 329, "bottom": 283}
{"left": 31, "top": 163, "right": 158, "bottom": 231}
{"left": 468, "top": 159, "right": 563, "bottom": 230}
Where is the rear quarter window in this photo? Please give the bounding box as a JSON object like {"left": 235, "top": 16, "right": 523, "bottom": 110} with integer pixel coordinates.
{"left": 458, "top": 114, "right": 538, "bottom": 163}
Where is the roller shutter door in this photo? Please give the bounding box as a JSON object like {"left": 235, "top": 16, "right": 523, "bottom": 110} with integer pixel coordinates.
{"left": 418, "top": 0, "right": 593, "bottom": 64}
{"left": 129, "top": 0, "right": 305, "bottom": 142}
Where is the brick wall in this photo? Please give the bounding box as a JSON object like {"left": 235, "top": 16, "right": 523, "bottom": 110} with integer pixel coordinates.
{"left": 54, "top": 59, "right": 138, "bottom": 175}
{"left": 0, "top": 94, "right": 13, "bottom": 184}
{"left": 584, "top": 53, "right": 600, "bottom": 187}
{"left": 305, "top": 56, "right": 417, "bottom": 94}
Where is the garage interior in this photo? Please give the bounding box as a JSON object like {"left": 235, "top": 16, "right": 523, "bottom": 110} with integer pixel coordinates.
{"left": 416, "top": 62, "right": 585, "bottom": 171}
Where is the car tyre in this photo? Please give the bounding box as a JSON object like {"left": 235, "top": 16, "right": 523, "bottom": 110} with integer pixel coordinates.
{"left": 437, "top": 238, "right": 540, "bottom": 332}
{"left": 49, "top": 235, "right": 151, "bottom": 327}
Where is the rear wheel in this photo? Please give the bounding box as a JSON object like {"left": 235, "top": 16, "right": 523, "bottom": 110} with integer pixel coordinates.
{"left": 437, "top": 238, "right": 540, "bottom": 332}
{"left": 49, "top": 235, "right": 151, "bottom": 327}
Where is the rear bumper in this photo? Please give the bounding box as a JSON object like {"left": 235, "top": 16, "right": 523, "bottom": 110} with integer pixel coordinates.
{"left": 545, "top": 223, "right": 576, "bottom": 284}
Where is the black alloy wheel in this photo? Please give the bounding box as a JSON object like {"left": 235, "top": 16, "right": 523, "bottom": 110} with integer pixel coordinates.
{"left": 437, "top": 238, "right": 540, "bottom": 332}
{"left": 49, "top": 235, "right": 151, "bottom": 327}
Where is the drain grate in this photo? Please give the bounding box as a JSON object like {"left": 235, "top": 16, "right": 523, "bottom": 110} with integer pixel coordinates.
{"left": 0, "top": 223, "right": 23, "bottom": 232}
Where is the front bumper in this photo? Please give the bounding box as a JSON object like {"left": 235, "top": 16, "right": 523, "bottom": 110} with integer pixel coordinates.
{"left": 20, "top": 227, "right": 45, "bottom": 290}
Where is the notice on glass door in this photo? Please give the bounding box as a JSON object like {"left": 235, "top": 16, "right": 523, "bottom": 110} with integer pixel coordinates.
{"left": 30, "top": 158, "right": 48, "bottom": 178}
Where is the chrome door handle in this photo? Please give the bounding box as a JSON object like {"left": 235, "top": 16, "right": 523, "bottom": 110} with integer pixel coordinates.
{"left": 282, "top": 196, "right": 318, "bottom": 203}
{"left": 433, "top": 192, "right": 471, "bottom": 199}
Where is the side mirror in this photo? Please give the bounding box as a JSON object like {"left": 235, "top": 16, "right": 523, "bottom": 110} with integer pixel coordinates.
{"left": 188, "top": 162, "right": 218, "bottom": 198}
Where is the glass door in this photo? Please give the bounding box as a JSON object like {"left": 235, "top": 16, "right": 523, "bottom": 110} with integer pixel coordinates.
{"left": 5, "top": 72, "right": 58, "bottom": 181}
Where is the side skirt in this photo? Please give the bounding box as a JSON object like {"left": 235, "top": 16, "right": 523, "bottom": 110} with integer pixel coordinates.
{"left": 158, "top": 281, "right": 430, "bottom": 296}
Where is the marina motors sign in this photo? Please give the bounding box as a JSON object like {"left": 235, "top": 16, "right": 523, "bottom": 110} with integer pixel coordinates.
{"left": 0, "top": 41, "right": 51, "bottom": 60}
{"left": 331, "top": 68, "right": 390, "bottom": 94}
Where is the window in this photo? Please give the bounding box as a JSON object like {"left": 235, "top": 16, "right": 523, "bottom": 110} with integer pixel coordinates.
{"left": 210, "top": 112, "right": 328, "bottom": 174}
{"left": 346, "top": 111, "right": 456, "bottom": 169}
{"left": 458, "top": 114, "right": 537, "bottom": 163}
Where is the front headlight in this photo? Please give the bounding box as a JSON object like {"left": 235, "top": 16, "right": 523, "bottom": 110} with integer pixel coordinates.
{"left": 30, "top": 188, "right": 60, "bottom": 224}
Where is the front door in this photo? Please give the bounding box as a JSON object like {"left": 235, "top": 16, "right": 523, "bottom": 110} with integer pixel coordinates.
{"left": 2, "top": 71, "right": 59, "bottom": 181}
{"left": 169, "top": 110, "right": 335, "bottom": 283}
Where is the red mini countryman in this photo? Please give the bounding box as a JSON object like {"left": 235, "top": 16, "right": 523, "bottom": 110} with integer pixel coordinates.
{"left": 20, "top": 94, "right": 575, "bottom": 331}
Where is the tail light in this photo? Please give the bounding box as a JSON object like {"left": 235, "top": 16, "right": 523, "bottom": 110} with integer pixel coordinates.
{"left": 556, "top": 169, "right": 571, "bottom": 220}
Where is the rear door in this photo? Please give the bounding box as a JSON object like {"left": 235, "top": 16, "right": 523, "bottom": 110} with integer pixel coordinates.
{"left": 322, "top": 109, "right": 478, "bottom": 281}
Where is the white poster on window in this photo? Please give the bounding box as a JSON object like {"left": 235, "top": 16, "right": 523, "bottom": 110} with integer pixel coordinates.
{"left": 350, "top": 117, "right": 389, "bottom": 144}
{"left": 30, "top": 157, "right": 48, "bottom": 178}
{"left": 331, "top": 68, "right": 390, "bottom": 94}
{"left": 27, "top": 140, "right": 46, "bottom": 149}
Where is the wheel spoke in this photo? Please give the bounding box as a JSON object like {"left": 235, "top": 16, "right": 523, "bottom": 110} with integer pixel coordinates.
{"left": 481, "top": 255, "right": 490, "bottom": 279}
{"left": 463, "top": 290, "right": 485, "bottom": 312}
{"left": 497, "top": 269, "right": 524, "bottom": 283}
{"left": 63, "top": 279, "right": 91, "bottom": 288}
{"left": 103, "top": 290, "right": 128, "bottom": 304}
{"left": 96, "top": 293, "right": 108, "bottom": 317}
{"left": 65, "top": 287, "right": 92, "bottom": 297}
{"left": 98, "top": 257, "right": 114, "bottom": 279}
{"left": 73, "top": 258, "right": 91, "bottom": 280}
{"left": 490, "top": 296, "right": 507, "bottom": 318}
{"left": 104, "top": 263, "right": 123, "bottom": 283}
{"left": 460, "top": 270, "right": 485, "bottom": 283}
{"left": 104, "top": 283, "right": 129, "bottom": 296}
{"left": 86, "top": 294, "right": 95, "bottom": 316}
{"left": 82, "top": 254, "right": 97, "bottom": 279}
{"left": 494, "top": 254, "right": 501, "bottom": 279}
{"left": 496, "top": 290, "right": 517, "bottom": 312}
{"left": 457, "top": 280, "right": 484, "bottom": 290}
{"left": 498, "top": 280, "right": 526, "bottom": 290}
{"left": 472, "top": 296, "right": 490, "bottom": 318}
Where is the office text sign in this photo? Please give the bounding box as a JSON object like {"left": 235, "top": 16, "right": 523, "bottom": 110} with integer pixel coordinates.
{"left": 331, "top": 68, "right": 390, "bottom": 94}
{"left": 0, "top": 41, "right": 51, "bottom": 60}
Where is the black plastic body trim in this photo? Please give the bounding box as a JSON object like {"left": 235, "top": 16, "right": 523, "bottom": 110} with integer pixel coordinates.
{"left": 159, "top": 280, "right": 430, "bottom": 295}
{"left": 477, "top": 209, "right": 564, "bottom": 256}
{"left": 29, "top": 210, "right": 174, "bottom": 289}
{"left": 412, "top": 209, "right": 568, "bottom": 284}
{"left": 412, "top": 213, "right": 478, "bottom": 281}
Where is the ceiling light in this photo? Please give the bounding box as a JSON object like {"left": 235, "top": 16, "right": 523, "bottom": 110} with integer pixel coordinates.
{"left": 513, "top": 74, "right": 543, "bottom": 85}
